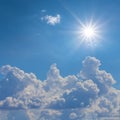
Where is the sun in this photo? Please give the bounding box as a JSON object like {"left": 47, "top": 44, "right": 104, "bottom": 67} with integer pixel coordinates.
{"left": 81, "top": 25, "right": 96, "bottom": 39}
{"left": 78, "top": 20, "right": 101, "bottom": 47}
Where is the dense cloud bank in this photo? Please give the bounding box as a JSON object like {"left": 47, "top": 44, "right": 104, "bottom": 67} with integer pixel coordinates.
{"left": 0, "top": 56, "right": 120, "bottom": 119}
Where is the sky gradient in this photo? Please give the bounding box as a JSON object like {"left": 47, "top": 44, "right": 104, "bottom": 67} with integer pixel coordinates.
{"left": 0, "top": 0, "right": 120, "bottom": 119}
{"left": 0, "top": 0, "right": 120, "bottom": 89}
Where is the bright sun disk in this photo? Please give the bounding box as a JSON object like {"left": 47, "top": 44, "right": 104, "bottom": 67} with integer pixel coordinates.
{"left": 82, "top": 26, "right": 96, "bottom": 39}
{"left": 78, "top": 20, "right": 101, "bottom": 47}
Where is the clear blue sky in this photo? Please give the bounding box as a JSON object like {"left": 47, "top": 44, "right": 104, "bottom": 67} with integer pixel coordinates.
{"left": 0, "top": 0, "right": 120, "bottom": 88}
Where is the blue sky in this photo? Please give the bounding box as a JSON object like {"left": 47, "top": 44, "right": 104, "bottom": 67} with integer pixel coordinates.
{"left": 0, "top": 0, "right": 120, "bottom": 88}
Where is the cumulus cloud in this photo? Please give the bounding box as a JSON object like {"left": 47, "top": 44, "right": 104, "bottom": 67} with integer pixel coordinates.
{"left": 80, "top": 56, "right": 116, "bottom": 95}
{"left": 0, "top": 56, "right": 120, "bottom": 119}
{"left": 41, "top": 14, "right": 61, "bottom": 25}
{"left": 0, "top": 65, "right": 45, "bottom": 109}
{"left": 69, "top": 112, "right": 78, "bottom": 119}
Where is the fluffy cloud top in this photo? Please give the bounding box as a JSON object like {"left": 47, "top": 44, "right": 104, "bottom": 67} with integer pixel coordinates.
{"left": 0, "top": 56, "right": 120, "bottom": 119}
{"left": 41, "top": 14, "right": 61, "bottom": 25}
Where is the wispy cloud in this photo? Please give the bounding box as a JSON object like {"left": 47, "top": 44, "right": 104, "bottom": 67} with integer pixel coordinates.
{"left": 41, "top": 14, "right": 61, "bottom": 25}
{"left": 41, "top": 9, "right": 46, "bottom": 13}
{"left": 0, "top": 57, "right": 120, "bottom": 119}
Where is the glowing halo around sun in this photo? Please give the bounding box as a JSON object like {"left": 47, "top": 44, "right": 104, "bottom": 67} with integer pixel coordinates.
{"left": 77, "top": 19, "right": 101, "bottom": 47}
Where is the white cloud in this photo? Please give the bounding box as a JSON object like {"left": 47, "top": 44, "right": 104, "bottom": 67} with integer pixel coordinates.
{"left": 41, "top": 14, "right": 61, "bottom": 25}
{"left": 69, "top": 112, "right": 78, "bottom": 119}
{"left": 0, "top": 65, "right": 45, "bottom": 109}
{"left": 80, "top": 56, "right": 116, "bottom": 95}
{"left": 41, "top": 9, "right": 46, "bottom": 13}
{"left": 0, "top": 56, "right": 120, "bottom": 119}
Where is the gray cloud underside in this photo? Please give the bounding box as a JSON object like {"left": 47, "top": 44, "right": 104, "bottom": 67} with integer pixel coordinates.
{"left": 0, "top": 56, "right": 120, "bottom": 119}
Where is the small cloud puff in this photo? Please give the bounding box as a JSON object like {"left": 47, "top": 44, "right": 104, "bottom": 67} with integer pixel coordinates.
{"left": 41, "top": 14, "right": 61, "bottom": 25}
{"left": 0, "top": 56, "right": 120, "bottom": 120}
{"left": 41, "top": 9, "right": 46, "bottom": 13}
